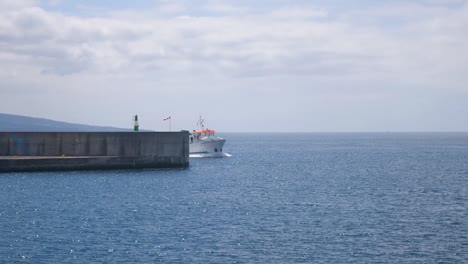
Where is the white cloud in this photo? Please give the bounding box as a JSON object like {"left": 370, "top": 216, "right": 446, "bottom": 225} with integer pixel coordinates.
{"left": 1, "top": 1, "right": 468, "bottom": 131}
{"left": 0, "top": 1, "right": 467, "bottom": 84}
{"left": 0, "top": 0, "right": 37, "bottom": 9}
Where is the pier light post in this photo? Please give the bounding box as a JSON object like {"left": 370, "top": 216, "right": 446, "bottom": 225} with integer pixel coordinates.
{"left": 133, "top": 115, "right": 139, "bottom": 132}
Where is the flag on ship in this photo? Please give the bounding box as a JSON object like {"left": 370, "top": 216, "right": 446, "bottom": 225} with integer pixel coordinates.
{"left": 163, "top": 116, "right": 171, "bottom": 121}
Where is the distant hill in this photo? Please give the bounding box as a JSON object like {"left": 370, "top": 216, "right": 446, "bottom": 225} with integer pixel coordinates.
{"left": 0, "top": 113, "right": 131, "bottom": 132}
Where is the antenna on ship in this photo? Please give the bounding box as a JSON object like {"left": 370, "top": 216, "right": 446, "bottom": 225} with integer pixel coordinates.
{"left": 197, "top": 114, "right": 205, "bottom": 130}
{"left": 133, "top": 115, "right": 139, "bottom": 131}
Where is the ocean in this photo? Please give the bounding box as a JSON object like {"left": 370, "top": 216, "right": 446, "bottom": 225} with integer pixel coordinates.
{"left": 1, "top": 133, "right": 467, "bottom": 263}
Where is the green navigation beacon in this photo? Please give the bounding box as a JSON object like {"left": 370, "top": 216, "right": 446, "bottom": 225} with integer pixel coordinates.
{"left": 133, "top": 115, "right": 139, "bottom": 131}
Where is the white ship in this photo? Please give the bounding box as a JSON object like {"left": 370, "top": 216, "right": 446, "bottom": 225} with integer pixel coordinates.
{"left": 189, "top": 116, "right": 231, "bottom": 158}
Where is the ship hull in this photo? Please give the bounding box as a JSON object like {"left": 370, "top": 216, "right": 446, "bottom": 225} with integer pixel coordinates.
{"left": 189, "top": 138, "right": 230, "bottom": 158}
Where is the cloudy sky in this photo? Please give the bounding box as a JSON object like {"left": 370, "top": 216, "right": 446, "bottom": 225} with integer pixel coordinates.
{"left": 1, "top": 0, "right": 467, "bottom": 132}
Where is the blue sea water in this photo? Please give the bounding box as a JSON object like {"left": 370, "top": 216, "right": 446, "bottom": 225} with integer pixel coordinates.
{"left": 1, "top": 133, "right": 467, "bottom": 263}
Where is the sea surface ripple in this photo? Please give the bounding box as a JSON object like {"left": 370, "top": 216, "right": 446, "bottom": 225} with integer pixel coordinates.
{"left": 1, "top": 133, "right": 467, "bottom": 263}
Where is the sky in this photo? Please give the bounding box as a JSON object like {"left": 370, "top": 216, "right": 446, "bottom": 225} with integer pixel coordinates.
{"left": 1, "top": 0, "right": 467, "bottom": 132}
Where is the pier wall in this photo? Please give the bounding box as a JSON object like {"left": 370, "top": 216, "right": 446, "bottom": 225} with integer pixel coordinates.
{"left": 0, "top": 132, "right": 189, "bottom": 172}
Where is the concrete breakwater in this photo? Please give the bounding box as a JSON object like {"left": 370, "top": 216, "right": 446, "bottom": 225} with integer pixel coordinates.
{"left": 0, "top": 131, "right": 189, "bottom": 172}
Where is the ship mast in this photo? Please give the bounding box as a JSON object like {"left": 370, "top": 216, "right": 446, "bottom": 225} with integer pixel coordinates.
{"left": 197, "top": 115, "right": 205, "bottom": 130}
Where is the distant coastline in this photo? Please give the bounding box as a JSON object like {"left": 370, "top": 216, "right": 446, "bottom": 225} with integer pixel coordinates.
{"left": 0, "top": 113, "right": 131, "bottom": 132}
